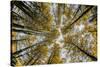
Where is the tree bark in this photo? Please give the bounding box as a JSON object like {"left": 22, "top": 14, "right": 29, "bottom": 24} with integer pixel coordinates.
{"left": 12, "top": 40, "right": 47, "bottom": 55}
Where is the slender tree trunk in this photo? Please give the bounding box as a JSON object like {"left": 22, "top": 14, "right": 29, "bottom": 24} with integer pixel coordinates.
{"left": 12, "top": 40, "right": 47, "bottom": 55}
{"left": 47, "top": 52, "right": 54, "bottom": 64}
{"left": 12, "top": 39, "right": 27, "bottom": 42}
{"left": 68, "top": 6, "right": 93, "bottom": 28}
{"left": 70, "top": 5, "right": 81, "bottom": 22}
{"left": 13, "top": 1, "right": 33, "bottom": 19}
{"left": 31, "top": 54, "right": 40, "bottom": 65}
{"left": 71, "top": 42, "right": 97, "bottom": 61}
{"left": 24, "top": 51, "right": 39, "bottom": 65}
{"left": 63, "top": 6, "right": 93, "bottom": 32}
{"left": 11, "top": 11, "right": 27, "bottom": 21}
{"left": 12, "top": 28, "right": 49, "bottom": 36}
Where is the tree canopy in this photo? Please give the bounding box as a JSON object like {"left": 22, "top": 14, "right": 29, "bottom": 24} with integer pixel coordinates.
{"left": 11, "top": 1, "right": 97, "bottom": 66}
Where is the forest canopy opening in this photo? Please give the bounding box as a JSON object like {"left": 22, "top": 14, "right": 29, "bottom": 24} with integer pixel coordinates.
{"left": 11, "top": 1, "right": 97, "bottom": 66}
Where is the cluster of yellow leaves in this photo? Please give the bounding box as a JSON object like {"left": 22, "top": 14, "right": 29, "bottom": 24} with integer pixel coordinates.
{"left": 51, "top": 56, "right": 61, "bottom": 64}
{"left": 52, "top": 44, "right": 62, "bottom": 63}
{"left": 28, "top": 35, "right": 36, "bottom": 45}
{"left": 37, "top": 45, "right": 48, "bottom": 57}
